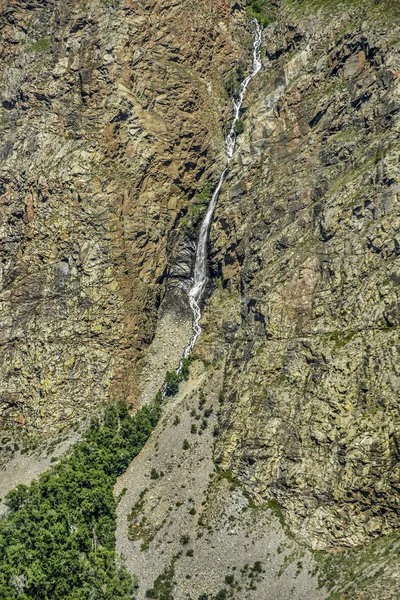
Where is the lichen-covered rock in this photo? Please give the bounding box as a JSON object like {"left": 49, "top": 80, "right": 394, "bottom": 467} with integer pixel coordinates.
{"left": 208, "top": 1, "right": 400, "bottom": 551}
{"left": 0, "top": 0, "right": 245, "bottom": 432}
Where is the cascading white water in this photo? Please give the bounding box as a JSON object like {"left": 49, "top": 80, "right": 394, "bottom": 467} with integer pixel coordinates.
{"left": 174, "top": 20, "right": 263, "bottom": 375}
{"left": 225, "top": 21, "right": 263, "bottom": 160}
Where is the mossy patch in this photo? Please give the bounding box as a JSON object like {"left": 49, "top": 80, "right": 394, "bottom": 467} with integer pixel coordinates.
{"left": 328, "top": 330, "right": 357, "bottom": 348}
{"left": 28, "top": 38, "right": 51, "bottom": 53}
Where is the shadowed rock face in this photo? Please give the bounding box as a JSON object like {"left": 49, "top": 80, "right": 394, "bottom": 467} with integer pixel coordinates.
{"left": 0, "top": 0, "right": 245, "bottom": 432}
{"left": 200, "top": 1, "right": 400, "bottom": 551}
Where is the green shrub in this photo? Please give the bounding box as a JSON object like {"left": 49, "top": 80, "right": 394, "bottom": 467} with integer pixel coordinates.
{"left": 165, "top": 371, "right": 180, "bottom": 396}
{"left": 199, "top": 391, "right": 206, "bottom": 410}
{"left": 246, "top": 0, "right": 275, "bottom": 25}
{"left": 234, "top": 119, "right": 245, "bottom": 134}
{"left": 225, "top": 72, "right": 239, "bottom": 97}
{"left": 180, "top": 534, "right": 190, "bottom": 545}
{"left": 164, "top": 358, "right": 192, "bottom": 396}
{"left": 182, "top": 184, "right": 212, "bottom": 233}
{"left": 141, "top": 540, "right": 150, "bottom": 552}
{"left": 180, "top": 357, "right": 191, "bottom": 381}
{"left": 253, "top": 561, "right": 263, "bottom": 573}
{"left": 224, "top": 64, "right": 246, "bottom": 97}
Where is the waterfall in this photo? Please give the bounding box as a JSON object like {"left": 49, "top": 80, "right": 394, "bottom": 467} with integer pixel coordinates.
{"left": 225, "top": 21, "right": 263, "bottom": 160}
{"left": 174, "top": 20, "right": 263, "bottom": 378}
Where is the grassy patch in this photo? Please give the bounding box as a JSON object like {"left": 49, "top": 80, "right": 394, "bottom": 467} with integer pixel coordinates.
{"left": 28, "top": 38, "right": 51, "bottom": 53}
{"left": 267, "top": 499, "right": 285, "bottom": 526}
{"left": 217, "top": 468, "right": 241, "bottom": 490}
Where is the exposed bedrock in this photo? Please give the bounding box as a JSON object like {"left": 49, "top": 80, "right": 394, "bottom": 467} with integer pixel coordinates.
{"left": 0, "top": 0, "right": 248, "bottom": 432}
{"left": 2, "top": 2, "right": 400, "bottom": 595}
{"left": 204, "top": 1, "right": 400, "bottom": 551}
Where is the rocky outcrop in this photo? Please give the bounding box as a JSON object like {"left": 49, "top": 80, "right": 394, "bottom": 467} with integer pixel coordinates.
{"left": 0, "top": 0, "right": 246, "bottom": 432}
{"left": 206, "top": 0, "right": 400, "bottom": 551}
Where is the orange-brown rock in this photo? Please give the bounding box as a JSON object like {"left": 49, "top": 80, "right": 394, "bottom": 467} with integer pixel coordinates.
{"left": 0, "top": 0, "right": 247, "bottom": 431}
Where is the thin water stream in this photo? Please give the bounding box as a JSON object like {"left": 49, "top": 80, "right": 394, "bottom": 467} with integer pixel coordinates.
{"left": 171, "top": 21, "right": 263, "bottom": 382}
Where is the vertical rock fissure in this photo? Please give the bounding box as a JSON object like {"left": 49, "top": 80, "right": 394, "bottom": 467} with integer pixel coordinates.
{"left": 176, "top": 20, "right": 263, "bottom": 372}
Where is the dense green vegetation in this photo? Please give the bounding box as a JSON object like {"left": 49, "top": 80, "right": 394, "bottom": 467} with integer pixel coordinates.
{"left": 0, "top": 399, "right": 162, "bottom": 599}
{"left": 164, "top": 358, "right": 191, "bottom": 396}
{"left": 234, "top": 119, "right": 245, "bottom": 134}
{"left": 247, "top": 0, "right": 276, "bottom": 26}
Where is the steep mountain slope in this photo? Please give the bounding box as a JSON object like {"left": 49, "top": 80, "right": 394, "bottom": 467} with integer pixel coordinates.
{"left": 116, "top": 360, "right": 324, "bottom": 600}
{"left": 1, "top": 0, "right": 400, "bottom": 599}
{"left": 115, "top": 0, "right": 400, "bottom": 597}
{"left": 0, "top": 0, "right": 243, "bottom": 432}
{"left": 207, "top": 0, "right": 400, "bottom": 553}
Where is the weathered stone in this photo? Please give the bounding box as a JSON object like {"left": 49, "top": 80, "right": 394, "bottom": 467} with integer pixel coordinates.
{"left": 0, "top": 0, "right": 245, "bottom": 433}
{"left": 203, "top": 1, "right": 400, "bottom": 554}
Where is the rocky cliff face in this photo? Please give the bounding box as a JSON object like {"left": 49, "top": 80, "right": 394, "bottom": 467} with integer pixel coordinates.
{"left": 0, "top": 0, "right": 244, "bottom": 432}
{"left": 2, "top": 0, "right": 400, "bottom": 598}
{"left": 205, "top": 0, "right": 400, "bottom": 552}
